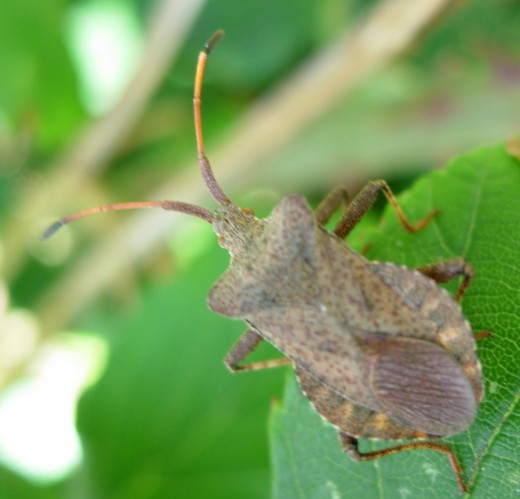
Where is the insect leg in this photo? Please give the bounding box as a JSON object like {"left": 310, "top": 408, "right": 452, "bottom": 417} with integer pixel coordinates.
{"left": 416, "top": 257, "right": 474, "bottom": 301}
{"left": 315, "top": 187, "right": 350, "bottom": 226}
{"left": 417, "top": 259, "right": 490, "bottom": 339}
{"left": 225, "top": 328, "right": 292, "bottom": 372}
{"left": 339, "top": 433, "right": 467, "bottom": 493}
{"left": 333, "top": 180, "right": 438, "bottom": 239}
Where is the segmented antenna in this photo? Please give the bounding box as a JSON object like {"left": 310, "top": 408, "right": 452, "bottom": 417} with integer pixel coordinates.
{"left": 42, "top": 31, "right": 228, "bottom": 240}
{"left": 193, "top": 30, "right": 231, "bottom": 206}
{"left": 41, "top": 201, "right": 213, "bottom": 240}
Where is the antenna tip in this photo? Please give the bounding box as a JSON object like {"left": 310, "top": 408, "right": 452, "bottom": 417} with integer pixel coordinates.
{"left": 204, "top": 30, "right": 224, "bottom": 54}
{"left": 41, "top": 220, "right": 64, "bottom": 240}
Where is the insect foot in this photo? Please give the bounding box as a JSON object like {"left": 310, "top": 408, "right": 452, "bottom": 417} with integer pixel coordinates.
{"left": 43, "top": 31, "right": 483, "bottom": 494}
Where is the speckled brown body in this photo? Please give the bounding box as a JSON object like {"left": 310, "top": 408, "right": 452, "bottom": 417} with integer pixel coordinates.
{"left": 210, "top": 195, "right": 483, "bottom": 440}
{"left": 43, "top": 33, "right": 483, "bottom": 492}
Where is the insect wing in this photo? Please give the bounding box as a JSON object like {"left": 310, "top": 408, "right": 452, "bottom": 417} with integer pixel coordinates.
{"left": 362, "top": 335, "right": 477, "bottom": 435}
{"left": 246, "top": 306, "right": 381, "bottom": 410}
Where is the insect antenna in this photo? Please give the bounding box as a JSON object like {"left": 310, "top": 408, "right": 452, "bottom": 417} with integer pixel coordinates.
{"left": 41, "top": 200, "right": 213, "bottom": 240}
{"left": 41, "top": 31, "right": 228, "bottom": 240}
{"left": 193, "top": 30, "right": 231, "bottom": 206}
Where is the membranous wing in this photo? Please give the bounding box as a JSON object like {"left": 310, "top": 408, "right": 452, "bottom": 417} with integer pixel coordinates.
{"left": 358, "top": 335, "right": 477, "bottom": 435}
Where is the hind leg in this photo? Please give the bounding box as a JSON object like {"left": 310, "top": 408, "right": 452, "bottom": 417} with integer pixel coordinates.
{"left": 339, "top": 434, "right": 467, "bottom": 493}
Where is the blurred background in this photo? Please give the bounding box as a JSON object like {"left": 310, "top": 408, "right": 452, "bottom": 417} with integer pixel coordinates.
{"left": 1, "top": 0, "right": 519, "bottom": 497}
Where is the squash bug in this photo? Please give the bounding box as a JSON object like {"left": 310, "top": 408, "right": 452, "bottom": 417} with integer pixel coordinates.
{"left": 43, "top": 31, "right": 484, "bottom": 493}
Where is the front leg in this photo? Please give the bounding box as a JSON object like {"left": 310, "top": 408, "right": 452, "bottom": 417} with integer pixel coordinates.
{"left": 334, "top": 180, "right": 438, "bottom": 239}
{"left": 225, "top": 328, "right": 292, "bottom": 372}
{"left": 315, "top": 187, "right": 350, "bottom": 226}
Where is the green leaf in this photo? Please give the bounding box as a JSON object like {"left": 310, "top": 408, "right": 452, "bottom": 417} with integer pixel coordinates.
{"left": 270, "top": 143, "right": 520, "bottom": 498}
{"left": 0, "top": 0, "right": 84, "bottom": 146}
{"left": 0, "top": 465, "right": 65, "bottom": 499}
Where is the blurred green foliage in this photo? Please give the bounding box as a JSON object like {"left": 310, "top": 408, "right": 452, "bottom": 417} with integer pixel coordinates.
{"left": 76, "top": 248, "right": 285, "bottom": 499}
{"left": 0, "top": 0, "right": 84, "bottom": 147}
{"left": 1, "top": 0, "right": 520, "bottom": 498}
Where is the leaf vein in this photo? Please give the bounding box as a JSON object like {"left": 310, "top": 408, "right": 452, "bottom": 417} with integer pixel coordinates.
{"left": 468, "top": 388, "right": 520, "bottom": 489}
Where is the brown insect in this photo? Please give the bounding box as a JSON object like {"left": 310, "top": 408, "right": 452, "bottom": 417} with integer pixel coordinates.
{"left": 43, "top": 31, "right": 484, "bottom": 493}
